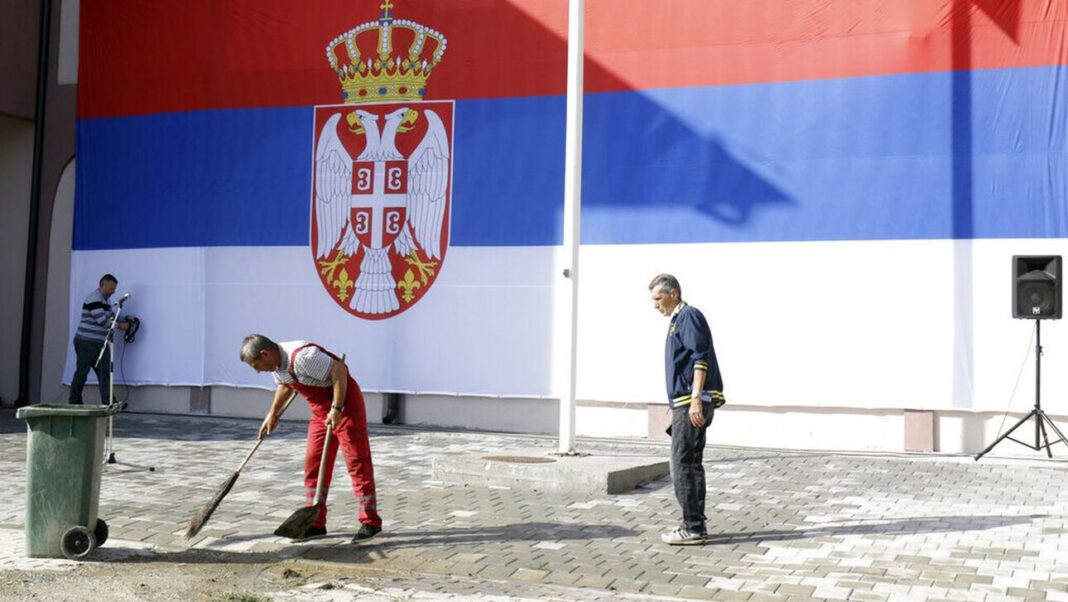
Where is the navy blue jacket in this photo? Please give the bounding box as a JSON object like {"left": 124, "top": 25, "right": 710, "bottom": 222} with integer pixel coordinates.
{"left": 665, "top": 303, "right": 724, "bottom": 409}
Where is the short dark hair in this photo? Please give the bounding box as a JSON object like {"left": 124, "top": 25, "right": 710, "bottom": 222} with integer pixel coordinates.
{"left": 648, "top": 273, "right": 681, "bottom": 297}
{"left": 99, "top": 274, "right": 118, "bottom": 286}
{"left": 240, "top": 334, "right": 277, "bottom": 363}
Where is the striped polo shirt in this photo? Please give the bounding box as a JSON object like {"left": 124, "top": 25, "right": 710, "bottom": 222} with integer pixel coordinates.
{"left": 74, "top": 289, "right": 114, "bottom": 343}
{"left": 272, "top": 341, "right": 335, "bottom": 387}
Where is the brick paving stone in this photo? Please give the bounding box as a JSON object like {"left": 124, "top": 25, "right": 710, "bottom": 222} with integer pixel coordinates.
{"left": 667, "top": 572, "right": 711, "bottom": 587}
{"left": 568, "top": 563, "right": 611, "bottom": 578}
{"left": 677, "top": 585, "right": 722, "bottom": 600}
{"left": 1006, "top": 587, "right": 1047, "bottom": 601}
{"left": 572, "top": 574, "right": 614, "bottom": 589}
{"left": 835, "top": 580, "right": 876, "bottom": 590}
{"left": 419, "top": 560, "right": 457, "bottom": 573}
{"left": 747, "top": 581, "right": 782, "bottom": 595}
{"left": 775, "top": 584, "right": 815, "bottom": 596}
{"left": 709, "top": 591, "right": 754, "bottom": 601}
{"left": 747, "top": 594, "right": 789, "bottom": 602}
{"left": 542, "top": 571, "right": 582, "bottom": 586}
{"left": 474, "top": 566, "right": 517, "bottom": 580}
{"left": 607, "top": 577, "right": 648, "bottom": 594}
{"left": 933, "top": 579, "right": 960, "bottom": 590}
{"left": 511, "top": 567, "right": 549, "bottom": 582}
{"left": 646, "top": 582, "right": 685, "bottom": 597}
{"left": 811, "top": 586, "right": 852, "bottom": 599}
{"left": 965, "top": 582, "right": 1006, "bottom": 596}
{"left": 4, "top": 411, "right": 1068, "bottom": 601}
{"left": 448, "top": 562, "right": 483, "bottom": 577}
{"left": 846, "top": 592, "right": 890, "bottom": 602}
{"left": 957, "top": 574, "right": 995, "bottom": 586}
{"left": 448, "top": 552, "right": 487, "bottom": 563}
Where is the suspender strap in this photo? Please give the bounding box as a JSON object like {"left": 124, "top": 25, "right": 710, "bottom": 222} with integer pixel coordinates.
{"left": 287, "top": 343, "right": 340, "bottom": 385}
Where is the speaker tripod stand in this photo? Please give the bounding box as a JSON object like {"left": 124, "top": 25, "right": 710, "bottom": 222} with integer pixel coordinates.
{"left": 976, "top": 320, "right": 1068, "bottom": 460}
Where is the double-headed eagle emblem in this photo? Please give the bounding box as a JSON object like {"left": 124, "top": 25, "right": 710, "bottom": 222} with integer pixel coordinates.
{"left": 312, "top": 2, "right": 452, "bottom": 319}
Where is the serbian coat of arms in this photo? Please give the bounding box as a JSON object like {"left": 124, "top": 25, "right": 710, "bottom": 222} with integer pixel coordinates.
{"left": 312, "top": 2, "right": 453, "bottom": 320}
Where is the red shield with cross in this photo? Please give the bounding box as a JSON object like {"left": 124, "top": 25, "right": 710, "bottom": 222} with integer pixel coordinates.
{"left": 310, "top": 101, "right": 454, "bottom": 320}
{"left": 349, "top": 159, "right": 408, "bottom": 250}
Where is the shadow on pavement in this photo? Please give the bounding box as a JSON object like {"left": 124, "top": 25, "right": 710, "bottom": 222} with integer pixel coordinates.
{"left": 703, "top": 513, "right": 1048, "bottom": 545}
{"left": 0, "top": 408, "right": 415, "bottom": 443}
{"left": 113, "top": 522, "right": 638, "bottom": 566}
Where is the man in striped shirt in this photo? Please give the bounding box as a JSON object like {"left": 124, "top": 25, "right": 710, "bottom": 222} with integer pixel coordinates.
{"left": 70, "top": 274, "right": 130, "bottom": 404}
{"left": 241, "top": 334, "right": 382, "bottom": 543}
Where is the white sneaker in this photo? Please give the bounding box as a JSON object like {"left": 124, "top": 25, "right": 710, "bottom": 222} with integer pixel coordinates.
{"left": 660, "top": 526, "right": 706, "bottom": 545}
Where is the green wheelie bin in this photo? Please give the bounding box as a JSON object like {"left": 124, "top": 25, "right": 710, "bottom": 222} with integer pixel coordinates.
{"left": 15, "top": 403, "right": 122, "bottom": 559}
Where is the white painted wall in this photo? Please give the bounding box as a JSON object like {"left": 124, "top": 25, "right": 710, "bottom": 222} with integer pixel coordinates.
{"left": 39, "top": 159, "right": 75, "bottom": 403}
{"left": 404, "top": 394, "right": 558, "bottom": 434}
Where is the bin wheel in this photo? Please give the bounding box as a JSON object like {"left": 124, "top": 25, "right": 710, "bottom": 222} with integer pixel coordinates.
{"left": 93, "top": 519, "right": 108, "bottom": 547}
{"left": 60, "top": 526, "right": 96, "bottom": 560}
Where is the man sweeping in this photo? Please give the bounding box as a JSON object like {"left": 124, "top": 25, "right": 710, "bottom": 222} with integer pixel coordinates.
{"left": 240, "top": 334, "right": 382, "bottom": 542}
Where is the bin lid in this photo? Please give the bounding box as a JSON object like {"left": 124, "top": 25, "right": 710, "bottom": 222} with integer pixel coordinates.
{"left": 16, "top": 403, "right": 126, "bottom": 419}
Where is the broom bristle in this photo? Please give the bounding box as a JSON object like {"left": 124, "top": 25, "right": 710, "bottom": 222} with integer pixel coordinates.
{"left": 185, "top": 471, "right": 239, "bottom": 538}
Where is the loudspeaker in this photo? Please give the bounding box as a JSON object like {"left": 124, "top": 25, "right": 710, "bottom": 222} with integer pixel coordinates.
{"left": 1013, "top": 255, "right": 1062, "bottom": 319}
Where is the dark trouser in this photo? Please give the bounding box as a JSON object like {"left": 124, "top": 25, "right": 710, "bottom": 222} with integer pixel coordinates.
{"left": 670, "top": 401, "right": 715, "bottom": 533}
{"left": 70, "top": 337, "right": 110, "bottom": 404}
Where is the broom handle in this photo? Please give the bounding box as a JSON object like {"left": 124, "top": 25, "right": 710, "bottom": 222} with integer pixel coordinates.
{"left": 310, "top": 352, "right": 345, "bottom": 507}
{"left": 310, "top": 426, "right": 332, "bottom": 507}
{"left": 234, "top": 389, "right": 299, "bottom": 473}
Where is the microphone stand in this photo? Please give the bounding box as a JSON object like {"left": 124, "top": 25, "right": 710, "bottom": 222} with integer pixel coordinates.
{"left": 95, "top": 297, "right": 155, "bottom": 472}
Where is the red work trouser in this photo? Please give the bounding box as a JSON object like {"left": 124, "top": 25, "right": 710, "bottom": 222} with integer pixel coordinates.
{"left": 293, "top": 377, "right": 381, "bottom": 530}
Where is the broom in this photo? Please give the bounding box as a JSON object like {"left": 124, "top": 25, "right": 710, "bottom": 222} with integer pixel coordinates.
{"left": 274, "top": 353, "right": 347, "bottom": 540}
{"left": 273, "top": 419, "right": 332, "bottom": 539}
{"left": 185, "top": 390, "right": 298, "bottom": 538}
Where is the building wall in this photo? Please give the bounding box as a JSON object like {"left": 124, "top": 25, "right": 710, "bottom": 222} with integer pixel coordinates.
{"left": 54, "top": 377, "right": 1065, "bottom": 456}
{"left": 39, "top": 158, "right": 75, "bottom": 403}
{"left": 0, "top": 116, "right": 34, "bottom": 404}
{"left": 19, "top": 0, "right": 77, "bottom": 406}
{"left": 0, "top": 0, "right": 38, "bottom": 119}
{"left": 0, "top": 0, "right": 39, "bottom": 405}
{"left": 27, "top": 1, "right": 1068, "bottom": 458}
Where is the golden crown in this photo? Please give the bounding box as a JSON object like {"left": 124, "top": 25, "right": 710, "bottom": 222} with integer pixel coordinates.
{"left": 326, "top": 1, "right": 447, "bottom": 104}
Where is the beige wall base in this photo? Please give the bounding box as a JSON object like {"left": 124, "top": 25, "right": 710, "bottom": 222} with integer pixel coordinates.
{"left": 904, "top": 409, "right": 938, "bottom": 452}
{"left": 42, "top": 385, "right": 1068, "bottom": 457}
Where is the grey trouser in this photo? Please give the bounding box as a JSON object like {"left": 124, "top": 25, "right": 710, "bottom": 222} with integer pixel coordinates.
{"left": 670, "top": 401, "right": 715, "bottom": 533}
{"left": 70, "top": 337, "right": 111, "bottom": 404}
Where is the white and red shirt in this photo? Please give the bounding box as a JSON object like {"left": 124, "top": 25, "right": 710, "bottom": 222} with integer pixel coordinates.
{"left": 272, "top": 341, "right": 335, "bottom": 388}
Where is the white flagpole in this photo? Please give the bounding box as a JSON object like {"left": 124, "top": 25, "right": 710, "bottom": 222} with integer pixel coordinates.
{"left": 557, "top": 0, "right": 584, "bottom": 455}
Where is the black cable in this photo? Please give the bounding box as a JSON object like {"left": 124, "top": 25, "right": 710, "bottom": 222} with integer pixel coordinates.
{"left": 992, "top": 322, "right": 1038, "bottom": 441}
{"left": 118, "top": 337, "right": 131, "bottom": 404}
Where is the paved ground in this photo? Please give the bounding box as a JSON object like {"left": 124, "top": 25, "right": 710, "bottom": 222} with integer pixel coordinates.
{"left": 2, "top": 409, "right": 1068, "bottom": 601}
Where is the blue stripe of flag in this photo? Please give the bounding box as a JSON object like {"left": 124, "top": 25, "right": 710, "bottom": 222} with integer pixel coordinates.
{"left": 75, "top": 66, "right": 1067, "bottom": 250}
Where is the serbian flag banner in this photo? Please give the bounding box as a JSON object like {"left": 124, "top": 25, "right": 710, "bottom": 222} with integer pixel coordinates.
{"left": 74, "top": 1, "right": 1068, "bottom": 410}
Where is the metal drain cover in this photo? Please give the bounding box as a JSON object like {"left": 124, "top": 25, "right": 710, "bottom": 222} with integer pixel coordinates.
{"left": 481, "top": 455, "right": 557, "bottom": 464}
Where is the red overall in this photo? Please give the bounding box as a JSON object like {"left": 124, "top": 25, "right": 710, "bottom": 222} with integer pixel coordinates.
{"left": 287, "top": 344, "right": 381, "bottom": 530}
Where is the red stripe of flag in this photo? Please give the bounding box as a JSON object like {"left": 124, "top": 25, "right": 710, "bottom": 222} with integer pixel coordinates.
{"left": 79, "top": 0, "right": 1066, "bottom": 119}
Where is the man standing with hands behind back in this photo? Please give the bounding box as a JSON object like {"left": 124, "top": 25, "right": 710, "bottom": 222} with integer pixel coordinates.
{"left": 649, "top": 273, "right": 725, "bottom": 545}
